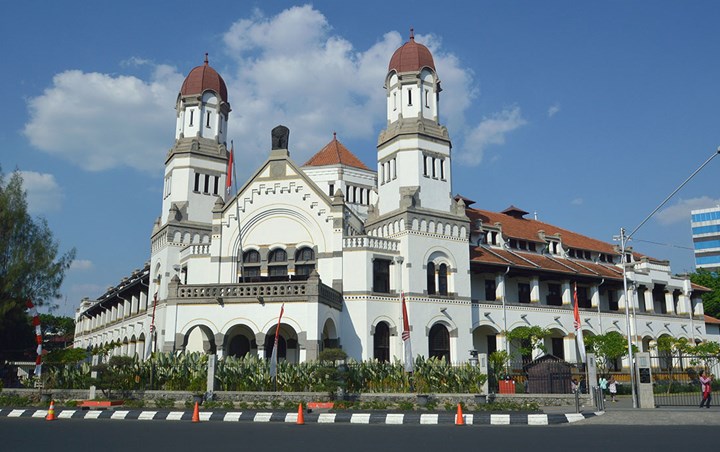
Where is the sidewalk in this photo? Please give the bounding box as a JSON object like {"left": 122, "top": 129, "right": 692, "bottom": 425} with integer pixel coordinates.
{"left": 542, "top": 395, "right": 720, "bottom": 426}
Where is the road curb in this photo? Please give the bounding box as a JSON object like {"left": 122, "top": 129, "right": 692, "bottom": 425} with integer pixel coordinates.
{"left": 0, "top": 408, "right": 602, "bottom": 425}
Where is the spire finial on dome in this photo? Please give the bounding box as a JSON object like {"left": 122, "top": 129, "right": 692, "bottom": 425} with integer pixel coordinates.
{"left": 409, "top": 27, "right": 414, "bottom": 40}
{"left": 204, "top": 53, "right": 209, "bottom": 65}
{"left": 333, "top": 131, "right": 337, "bottom": 140}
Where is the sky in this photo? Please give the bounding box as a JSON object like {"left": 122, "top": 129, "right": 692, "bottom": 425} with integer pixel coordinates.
{"left": 2, "top": 1, "right": 720, "bottom": 318}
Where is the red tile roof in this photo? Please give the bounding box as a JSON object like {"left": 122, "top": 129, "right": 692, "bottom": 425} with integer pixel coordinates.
{"left": 704, "top": 315, "right": 720, "bottom": 325}
{"left": 467, "top": 207, "right": 619, "bottom": 255}
{"left": 180, "top": 54, "right": 228, "bottom": 103}
{"left": 303, "top": 134, "right": 370, "bottom": 170}
{"left": 388, "top": 30, "right": 436, "bottom": 73}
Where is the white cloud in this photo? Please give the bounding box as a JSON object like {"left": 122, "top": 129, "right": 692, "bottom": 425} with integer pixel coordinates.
{"left": 656, "top": 196, "right": 720, "bottom": 225}
{"left": 548, "top": 102, "right": 561, "bottom": 117}
{"left": 571, "top": 198, "right": 584, "bottom": 205}
{"left": 70, "top": 259, "right": 94, "bottom": 271}
{"left": 23, "top": 5, "right": 516, "bottom": 174}
{"left": 19, "top": 171, "right": 63, "bottom": 214}
{"left": 457, "top": 106, "right": 527, "bottom": 166}
{"left": 24, "top": 65, "right": 184, "bottom": 172}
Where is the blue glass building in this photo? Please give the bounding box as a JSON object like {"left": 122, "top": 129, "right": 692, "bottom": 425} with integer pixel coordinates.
{"left": 691, "top": 206, "right": 720, "bottom": 271}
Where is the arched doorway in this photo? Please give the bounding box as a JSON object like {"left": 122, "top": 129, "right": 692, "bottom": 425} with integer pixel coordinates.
{"left": 374, "top": 321, "right": 390, "bottom": 362}
{"left": 183, "top": 325, "right": 216, "bottom": 354}
{"left": 428, "top": 323, "right": 450, "bottom": 362}
{"left": 225, "top": 325, "right": 256, "bottom": 358}
{"left": 472, "top": 325, "right": 499, "bottom": 356}
{"left": 263, "top": 324, "right": 299, "bottom": 364}
{"left": 321, "top": 318, "right": 338, "bottom": 350}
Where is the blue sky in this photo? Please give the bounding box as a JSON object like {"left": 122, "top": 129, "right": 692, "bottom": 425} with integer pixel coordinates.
{"left": 3, "top": 1, "right": 719, "bottom": 317}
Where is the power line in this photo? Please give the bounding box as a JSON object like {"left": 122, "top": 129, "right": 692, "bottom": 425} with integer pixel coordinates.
{"left": 632, "top": 238, "right": 694, "bottom": 251}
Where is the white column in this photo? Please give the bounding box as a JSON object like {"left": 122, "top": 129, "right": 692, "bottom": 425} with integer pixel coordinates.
{"left": 495, "top": 273, "right": 506, "bottom": 302}
{"left": 591, "top": 284, "right": 600, "bottom": 308}
{"left": 562, "top": 281, "right": 572, "bottom": 306}
{"left": 677, "top": 292, "right": 690, "bottom": 315}
{"left": 643, "top": 286, "right": 654, "bottom": 313}
{"left": 664, "top": 291, "right": 675, "bottom": 315}
{"left": 530, "top": 277, "right": 540, "bottom": 304}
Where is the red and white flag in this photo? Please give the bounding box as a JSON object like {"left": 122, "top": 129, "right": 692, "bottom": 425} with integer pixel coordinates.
{"left": 26, "top": 299, "right": 42, "bottom": 377}
{"left": 225, "top": 145, "right": 234, "bottom": 200}
{"left": 573, "top": 283, "right": 586, "bottom": 363}
{"left": 401, "top": 292, "right": 413, "bottom": 373}
{"left": 269, "top": 303, "right": 284, "bottom": 380}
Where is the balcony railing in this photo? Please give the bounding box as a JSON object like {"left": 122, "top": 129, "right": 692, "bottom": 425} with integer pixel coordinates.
{"left": 343, "top": 236, "right": 399, "bottom": 252}
{"left": 170, "top": 275, "right": 342, "bottom": 311}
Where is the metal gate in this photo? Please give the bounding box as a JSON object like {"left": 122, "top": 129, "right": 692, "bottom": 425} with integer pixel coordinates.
{"left": 651, "top": 356, "right": 708, "bottom": 407}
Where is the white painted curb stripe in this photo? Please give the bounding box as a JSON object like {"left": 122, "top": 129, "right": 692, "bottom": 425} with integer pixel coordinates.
{"left": 318, "top": 413, "right": 336, "bottom": 423}
{"left": 165, "top": 411, "right": 183, "bottom": 421}
{"left": 420, "top": 414, "right": 438, "bottom": 425}
{"left": 85, "top": 411, "right": 102, "bottom": 419}
{"left": 32, "top": 410, "right": 47, "bottom": 418}
{"left": 111, "top": 410, "right": 129, "bottom": 419}
{"left": 527, "top": 414, "right": 548, "bottom": 425}
{"left": 58, "top": 410, "right": 76, "bottom": 419}
{"left": 464, "top": 414, "right": 473, "bottom": 425}
{"left": 385, "top": 413, "right": 404, "bottom": 424}
{"left": 565, "top": 413, "right": 585, "bottom": 423}
{"left": 285, "top": 413, "right": 298, "bottom": 423}
{"left": 138, "top": 411, "right": 157, "bottom": 420}
{"left": 254, "top": 412, "right": 272, "bottom": 422}
{"left": 199, "top": 412, "right": 211, "bottom": 421}
{"left": 350, "top": 413, "right": 370, "bottom": 424}
{"left": 8, "top": 410, "right": 25, "bottom": 417}
{"left": 490, "top": 414, "right": 510, "bottom": 425}
{"left": 223, "top": 412, "right": 242, "bottom": 422}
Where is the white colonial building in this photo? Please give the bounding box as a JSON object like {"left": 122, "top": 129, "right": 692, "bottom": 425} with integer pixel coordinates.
{"left": 74, "top": 35, "right": 710, "bottom": 366}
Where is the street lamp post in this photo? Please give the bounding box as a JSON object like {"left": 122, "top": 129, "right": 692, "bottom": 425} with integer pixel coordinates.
{"left": 615, "top": 147, "right": 719, "bottom": 409}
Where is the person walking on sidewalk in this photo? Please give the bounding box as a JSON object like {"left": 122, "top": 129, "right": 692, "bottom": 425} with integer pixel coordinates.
{"left": 599, "top": 376, "right": 608, "bottom": 401}
{"left": 608, "top": 376, "right": 619, "bottom": 402}
{"left": 699, "top": 370, "right": 712, "bottom": 408}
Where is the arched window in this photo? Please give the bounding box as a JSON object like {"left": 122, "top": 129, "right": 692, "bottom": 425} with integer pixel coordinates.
{"left": 244, "top": 250, "right": 260, "bottom": 263}
{"left": 438, "top": 264, "right": 448, "bottom": 295}
{"left": 264, "top": 334, "right": 286, "bottom": 360}
{"left": 426, "top": 262, "right": 436, "bottom": 295}
{"left": 268, "top": 249, "right": 288, "bottom": 278}
{"left": 242, "top": 250, "right": 261, "bottom": 280}
{"left": 428, "top": 324, "right": 450, "bottom": 362}
{"left": 373, "top": 322, "right": 390, "bottom": 362}
{"left": 228, "top": 335, "right": 251, "bottom": 358}
{"left": 295, "top": 247, "right": 315, "bottom": 278}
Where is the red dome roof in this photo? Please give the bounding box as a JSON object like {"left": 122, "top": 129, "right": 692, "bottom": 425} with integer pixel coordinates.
{"left": 388, "top": 29, "right": 435, "bottom": 73}
{"left": 180, "top": 54, "right": 228, "bottom": 103}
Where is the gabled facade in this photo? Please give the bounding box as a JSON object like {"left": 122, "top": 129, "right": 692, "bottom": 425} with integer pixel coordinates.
{"left": 75, "top": 37, "right": 709, "bottom": 367}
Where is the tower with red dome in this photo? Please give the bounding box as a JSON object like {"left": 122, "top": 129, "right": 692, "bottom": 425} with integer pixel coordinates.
{"left": 151, "top": 54, "right": 231, "bottom": 300}
{"left": 375, "top": 29, "right": 453, "bottom": 215}
{"left": 367, "top": 30, "right": 470, "bottom": 304}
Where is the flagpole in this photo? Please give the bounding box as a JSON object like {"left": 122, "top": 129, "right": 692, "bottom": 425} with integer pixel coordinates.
{"left": 231, "top": 140, "right": 246, "bottom": 283}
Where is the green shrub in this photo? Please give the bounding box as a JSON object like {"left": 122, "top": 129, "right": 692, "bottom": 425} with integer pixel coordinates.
{"left": 397, "top": 400, "right": 414, "bottom": 411}
{"left": 153, "top": 398, "right": 175, "bottom": 409}
{"left": 124, "top": 399, "right": 145, "bottom": 409}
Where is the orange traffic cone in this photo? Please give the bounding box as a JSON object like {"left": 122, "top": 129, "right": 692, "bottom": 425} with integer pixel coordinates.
{"left": 455, "top": 403, "right": 465, "bottom": 426}
{"left": 45, "top": 400, "right": 56, "bottom": 421}
{"left": 296, "top": 403, "right": 305, "bottom": 425}
{"left": 192, "top": 401, "right": 200, "bottom": 423}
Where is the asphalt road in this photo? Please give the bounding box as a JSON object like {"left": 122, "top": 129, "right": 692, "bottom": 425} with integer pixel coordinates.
{"left": 0, "top": 418, "right": 712, "bottom": 452}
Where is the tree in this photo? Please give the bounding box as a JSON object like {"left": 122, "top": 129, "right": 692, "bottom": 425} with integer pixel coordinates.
{"left": 506, "top": 326, "right": 550, "bottom": 362}
{"left": 0, "top": 168, "right": 75, "bottom": 361}
{"left": 690, "top": 269, "right": 720, "bottom": 319}
{"left": 585, "top": 331, "right": 634, "bottom": 376}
